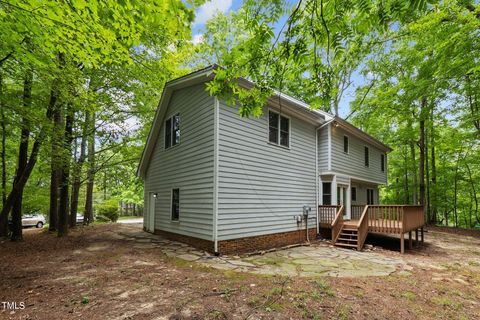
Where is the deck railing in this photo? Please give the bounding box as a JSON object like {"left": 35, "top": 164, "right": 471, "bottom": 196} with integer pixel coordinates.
{"left": 331, "top": 205, "right": 344, "bottom": 243}
{"left": 356, "top": 206, "right": 369, "bottom": 250}
{"left": 318, "top": 205, "right": 340, "bottom": 224}
{"left": 367, "top": 205, "right": 424, "bottom": 233}
{"left": 351, "top": 205, "right": 365, "bottom": 220}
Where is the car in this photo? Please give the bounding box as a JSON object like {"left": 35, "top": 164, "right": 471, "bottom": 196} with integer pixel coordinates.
{"left": 76, "top": 214, "right": 84, "bottom": 224}
{"left": 22, "top": 213, "right": 46, "bottom": 228}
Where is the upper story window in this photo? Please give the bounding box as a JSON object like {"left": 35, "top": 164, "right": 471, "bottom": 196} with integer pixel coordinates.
{"left": 343, "top": 135, "right": 349, "bottom": 153}
{"left": 364, "top": 146, "right": 369, "bottom": 167}
{"left": 165, "top": 114, "right": 180, "bottom": 149}
{"left": 268, "top": 110, "right": 289, "bottom": 148}
{"left": 381, "top": 154, "right": 385, "bottom": 172}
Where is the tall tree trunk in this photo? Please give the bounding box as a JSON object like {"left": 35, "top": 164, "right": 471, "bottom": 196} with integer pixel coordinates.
{"left": 403, "top": 146, "right": 409, "bottom": 204}
{"left": 465, "top": 163, "right": 479, "bottom": 225}
{"left": 453, "top": 155, "right": 460, "bottom": 228}
{"left": 1, "top": 72, "right": 7, "bottom": 207}
{"left": 10, "top": 68, "right": 33, "bottom": 241}
{"left": 48, "top": 98, "right": 62, "bottom": 232}
{"left": 0, "top": 85, "right": 57, "bottom": 236}
{"left": 70, "top": 112, "right": 88, "bottom": 226}
{"left": 58, "top": 105, "right": 74, "bottom": 236}
{"left": 84, "top": 112, "right": 95, "bottom": 225}
{"left": 409, "top": 141, "right": 417, "bottom": 204}
{"left": 419, "top": 97, "right": 427, "bottom": 216}
{"left": 425, "top": 122, "right": 431, "bottom": 223}
{"left": 430, "top": 107, "right": 437, "bottom": 224}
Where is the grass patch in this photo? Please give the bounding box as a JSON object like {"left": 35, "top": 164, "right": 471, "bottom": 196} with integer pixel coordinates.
{"left": 118, "top": 216, "right": 141, "bottom": 220}
{"left": 431, "top": 296, "right": 463, "bottom": 310}
{"left": 312, "top": 279, "right": 335, "bottom": 297}
{"left": 401, "top": 291, "right": 417, "bottom": 301}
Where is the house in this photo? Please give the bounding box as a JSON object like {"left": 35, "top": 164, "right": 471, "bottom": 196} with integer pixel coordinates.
{"left": 137, "top": 66, "right": 425, "bottom": 255}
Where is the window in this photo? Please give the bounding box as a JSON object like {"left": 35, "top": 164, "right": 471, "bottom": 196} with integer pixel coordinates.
{"left": 322, "top": 182, "right": 331, "bottom": 205}
{"left": 268, "top": 110, "right": 289, "bottom": 148}
{"left": 165, "top": 114, "right": 180, "bottom": 149}
{"left": 367, "top": 189, "right": 374, "bottom": 205}
{"left": 351, "top": 187, "right": 357, "bottom": 202}
{"left": 381, "top": 154, "right": 385, "bottom": 172}
{"left": 343, "top": 136, "right": 349, "bottom": 153}
{"left": 364, "top": 146, "right": 369, "bottom": 167}
{"left": 171, "top": 188, "right": 180, "bottom": 221}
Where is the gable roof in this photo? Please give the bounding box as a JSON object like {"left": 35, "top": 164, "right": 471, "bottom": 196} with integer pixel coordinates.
{"left": 137, "top": 65, "right": 391, "bottom": 178}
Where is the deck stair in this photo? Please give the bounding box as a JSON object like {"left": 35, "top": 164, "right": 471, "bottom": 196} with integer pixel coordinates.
{"left": 334, "top": 224, "right": 359, "bottom": 249}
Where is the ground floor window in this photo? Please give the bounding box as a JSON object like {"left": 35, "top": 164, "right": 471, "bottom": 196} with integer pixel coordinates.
{"left": 171, "top": 188, "right": 180, "bottom": 221}
{"left": 351, "top": 187, "right": 357, "bottom": 202}
{"left": 322, "top": 182, "right": 331, "bottom": 205}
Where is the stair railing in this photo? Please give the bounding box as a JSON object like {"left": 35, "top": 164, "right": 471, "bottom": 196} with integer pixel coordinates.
{"left": 331, "top": 205, "right": 344, "bottom": 244}
{"left": 356, "top": 205, "right": 369, "bottom": 251}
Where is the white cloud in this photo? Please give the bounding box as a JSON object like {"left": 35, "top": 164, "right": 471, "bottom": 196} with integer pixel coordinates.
{"left": 192, "top": 34, "right": 204, "bottom": 45}
{"left": 193, "top": 0, "right": 233, "bottom": 26}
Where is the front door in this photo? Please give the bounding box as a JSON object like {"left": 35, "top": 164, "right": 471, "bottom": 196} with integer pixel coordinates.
{"left": 367, "top": 189, "right": 374, "bottom": 205}
{"left": 337, "top": 186, "right": 347, "bottom": 207}
{"left": 148, "top": 193, "right": 156, "bottom": 232}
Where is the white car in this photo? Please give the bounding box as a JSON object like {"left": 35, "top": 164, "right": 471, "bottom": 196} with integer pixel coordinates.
{"left": 22, "top": 214, "right": 46, "bottom": 228}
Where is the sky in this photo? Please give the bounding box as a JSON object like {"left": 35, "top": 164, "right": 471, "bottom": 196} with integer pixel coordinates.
{"left": 191, "top": 0, "right": 363, "bottom": 118}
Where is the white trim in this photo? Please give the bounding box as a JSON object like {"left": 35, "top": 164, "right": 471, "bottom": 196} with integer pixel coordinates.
{"left": 213, "top": 97, "right": 220, "bottom": 253}
{"left": 267, "top": 109, "right": 291, "bottom": 149}
{"left": 332, "top": 176, "right": 337, "bottom": 205}
{"left": 315, "top": 125, "right": 319, "bottom": 233}
{"left": 320, "top": 171, "right": 386, "bottom": 185}
{"left": 327, "top": 123, "right": 332, "bottom": 170}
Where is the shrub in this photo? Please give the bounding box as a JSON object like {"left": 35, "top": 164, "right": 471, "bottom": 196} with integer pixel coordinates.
{"left": 96, "top": 201, "right": 119, "bottom": 222}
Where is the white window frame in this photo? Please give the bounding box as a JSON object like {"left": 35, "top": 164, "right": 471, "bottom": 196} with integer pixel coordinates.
{"left": 267, "top": 109, "right": 291, "bottom": 149}
{"left": 343, "top": 135, "right": 349, "bottom": 154}
{"left": 164, "top": 113, "right": 180, "bottom": 150}
{"left": 170, "top": 188, "right": 180, "bottom": 222}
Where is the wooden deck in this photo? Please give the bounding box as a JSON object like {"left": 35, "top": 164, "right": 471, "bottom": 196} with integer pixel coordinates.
{"left": 319, "top": 205, "right": 425, "bottom": 253}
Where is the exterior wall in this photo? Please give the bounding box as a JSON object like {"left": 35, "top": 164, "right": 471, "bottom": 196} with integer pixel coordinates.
{"left": 217, "top": 102, "right": 318, "bottom": 241}
{"left": 144, "top": 84, "right": 215, "bottom": 241}
{"left": 351, "top": 183, "right": 379, "bottom": 205}
{"left": 318, "top": 126, "right": 329, "bottom": 171}
{"left": 330, "top": 126, "right": 387, "bottom": 184}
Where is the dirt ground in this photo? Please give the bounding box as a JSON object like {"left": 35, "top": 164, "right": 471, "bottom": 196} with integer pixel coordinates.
{"left": 1, "top": 224, "right": 479, "bottom": 320}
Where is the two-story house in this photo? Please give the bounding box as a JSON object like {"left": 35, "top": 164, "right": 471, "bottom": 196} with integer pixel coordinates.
{"left": 137, "top": 66, "right": 425, "bottom": 255}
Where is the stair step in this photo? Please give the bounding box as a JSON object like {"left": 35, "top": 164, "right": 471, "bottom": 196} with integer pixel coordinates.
{"left": 335, "top": 242, "right": 358, "bottom": 248}
{"left": 337, "top": 237, "right": 358, "bottom": 242}
{"left": 340, "top": 233, "right": 358, "bottom": 237}
{"left": 342, "top": 228, "right": 358, "bottom": 232}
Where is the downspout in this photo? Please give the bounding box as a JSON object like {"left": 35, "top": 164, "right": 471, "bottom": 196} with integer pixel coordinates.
{"left": 213, "top": 97, "right": 220, "bottom": 254}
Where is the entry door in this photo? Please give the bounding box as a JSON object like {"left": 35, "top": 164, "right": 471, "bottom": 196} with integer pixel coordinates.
{"left": 148, "top": 193, "right": 156, "bottom": 232}
{"left": 337, "top": 186, "right": 347, "bottom": 206}
{"left": 367, "top": 189, "right": 374, "bottom": 205}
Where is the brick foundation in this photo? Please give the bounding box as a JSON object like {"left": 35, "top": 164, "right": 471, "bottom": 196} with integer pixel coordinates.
{"left": 154, "top": 229, "right": 214, "bottom": 253}
{"left": 152, "top": 228, "right": 318, "bottom": 255}
{"left": 218, "top": 228, "right": 317, "bottom": 255}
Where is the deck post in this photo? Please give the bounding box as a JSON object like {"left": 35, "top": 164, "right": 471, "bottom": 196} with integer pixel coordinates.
{"left": 408, "top": 231, "right": 412, "bottom": 249}
{"left": 400, "top": 232, "right": 404, "bottom": 254}
{"left": 415, "top": 229, "right": 419, "bottom": 247}
{"left": 421, "top": 227, "right": 424, "bottom": 244}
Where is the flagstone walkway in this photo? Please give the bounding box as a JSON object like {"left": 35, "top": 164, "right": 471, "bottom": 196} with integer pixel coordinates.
{"left": 116, "top": 226, "right": 409, "bottom": 278}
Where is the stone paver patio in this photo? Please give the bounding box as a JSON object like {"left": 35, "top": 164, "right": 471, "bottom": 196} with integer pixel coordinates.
{"left": 116, "top": 226, "right": 409, "bottom": 278}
